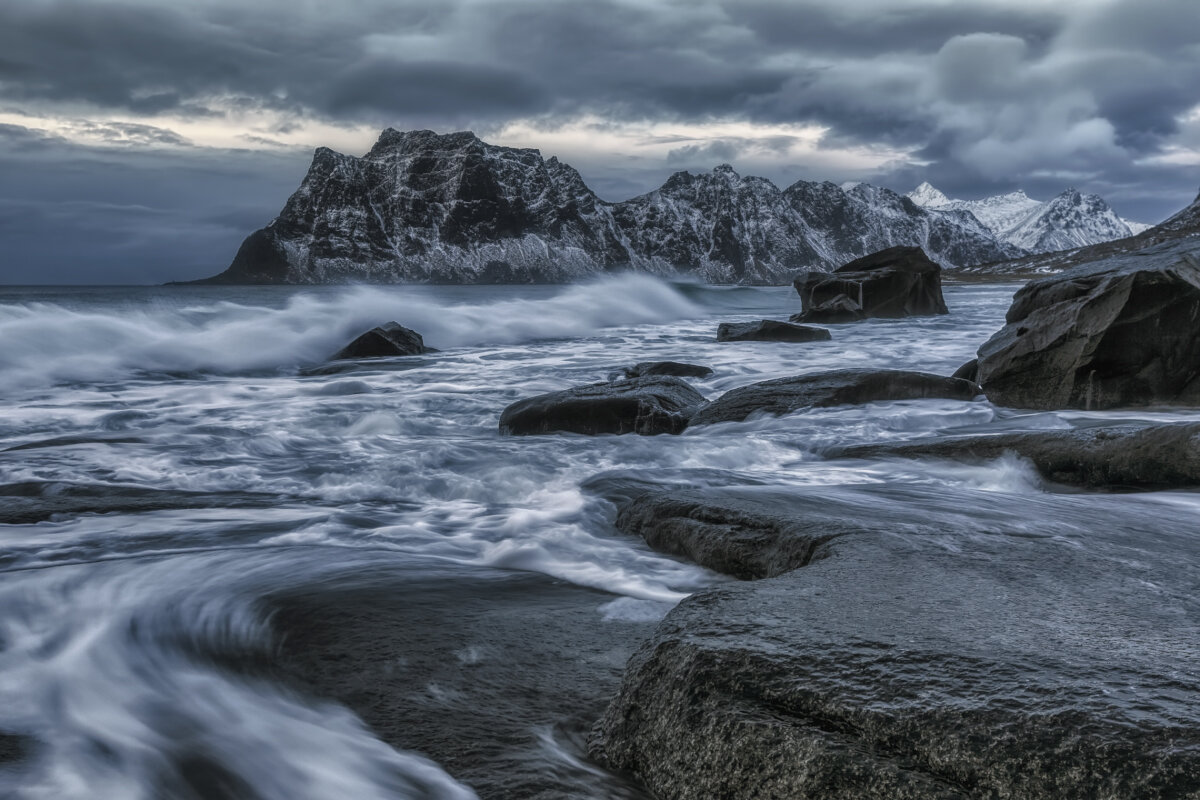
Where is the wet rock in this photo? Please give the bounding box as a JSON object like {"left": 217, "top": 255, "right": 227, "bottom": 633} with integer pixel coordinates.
{"left": 619, "top": 361, "right": 714, "bottom": 380}
{"left": 788, "top": 294, "right": 867, "bottom": 324}
{"left": 591, "top": 482, "right": 1200, "bottom": 800}
{"left": 951, "top": 358, "right": 979, "bottom": 382}
{"left": 716, "top": 320, "right": 832, "bottom": 343}
{"left": 689, "top": 368, "right": 979, "bottom": 426}
{"left": 976, "top": 239, "right": 1200, "bottom": 409}
{"left": 332, "top": 322, "right": 435, "bottom": 360}
{"left": 793, "top": 245, "right": 949, "bottom": 319}
{"left": 831, "top": 422, "right": 1200, "bottom": 490}
{"left": 499, "top": 376, "right": 706, "bottom": 436}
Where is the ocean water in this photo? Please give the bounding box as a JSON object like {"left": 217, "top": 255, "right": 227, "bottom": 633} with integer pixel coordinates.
{"left": 1, "top": 276, "right": 1199, "bottom": 799}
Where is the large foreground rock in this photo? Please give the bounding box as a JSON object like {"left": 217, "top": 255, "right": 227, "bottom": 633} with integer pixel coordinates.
{"left": 689, "top": 368, "right": 979, "bottom": 425}
{"left": 831, "top": 422, "right": 1200, "bottom": 490}
{"left": 793, "top": 246, "right": 949, "bottom": 319}
{"left": 332, "top": 321, "right": 435, "bottom": 359}
{"left": 976, "top": 239, "right": 1200, "bottom": 409}
{"left": 589, "top": 482, "right": 1200, "bottom": 799}
{"left": 498, "top": 376, "right": 706, "bottom": 436}
{"left": 716, "top": 320, "right": 831, "bottom": 343}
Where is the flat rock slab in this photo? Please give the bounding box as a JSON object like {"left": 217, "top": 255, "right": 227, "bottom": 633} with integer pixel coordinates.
{"left": 499, "top": 376, "right": 706, "bottom": 436}
{"left": 619, "top": 361, "right": 714, "bottom": 379}
{"left": 689, "top": 368, "right": 979, "bottom": 426}
{"left": 716, "top": 320, "right": 832, "bottom": 343}
{"left": 332, "top": 321, "right": 435, "bottom": 360}
{"left": 976, "top": 239, "right": 1200, "bottom": 409}
{"left": 830, "top": 422, "right": 1200, "bottom": 490}
{"left": 793, "top": 245, "right": 949, "bottom": 319}
{"left": 590, "top": 481, "right": 1200, "bottom": 799}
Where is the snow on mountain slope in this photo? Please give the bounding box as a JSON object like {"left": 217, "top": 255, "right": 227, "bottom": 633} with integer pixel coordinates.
{"left": 197, "top": 130, "right": 1022, "bottom": 285}
{"left": 907, "top": 182, "right": 1143, "bottom": 255}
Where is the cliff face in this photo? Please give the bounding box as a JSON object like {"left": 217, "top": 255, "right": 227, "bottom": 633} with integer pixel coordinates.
{"left": 203, "top": 129, "right": 1023, "bottom": 285}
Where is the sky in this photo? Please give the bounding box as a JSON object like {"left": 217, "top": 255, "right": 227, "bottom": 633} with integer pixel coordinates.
{"left": 1, "top": 0, "right": 1199, "bottom": 284}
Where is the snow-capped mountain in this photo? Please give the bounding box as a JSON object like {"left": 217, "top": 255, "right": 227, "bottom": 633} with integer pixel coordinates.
{"left": 198, "top": 129, "right": 1022, "bottom": 285}
{"left": 907, "top": 182, "right": 1146, "bottom": 254}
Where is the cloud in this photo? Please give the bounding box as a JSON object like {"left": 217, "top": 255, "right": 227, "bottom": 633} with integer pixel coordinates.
{"left": 0, "top": 0, "right": 1198, "bottom": 280}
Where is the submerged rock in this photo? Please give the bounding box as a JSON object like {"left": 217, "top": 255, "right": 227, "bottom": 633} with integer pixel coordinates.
{"left": 689, "top": 368, "right": 979, "bottom": 425}
{"left": 619, "top": 361, "right": 714, "bottom": 379}
{"left": 831, "top": 422, "right": 1200, "bottom": 490}
{"left": 788, "top": 294, "right": 867, "bottom": 324}
{"left": 332, "top": 322, "right": 435, "bottom": 359}
{"left": 498, "top": 376, "right": 706, "bottom": 436}
{"left": 716, "top": 320, "right": 832, "bottom": 343}
{"left": 590, "top": 482, "right": 1200, "bottom": 799}
{"left": 976, "top": 239, "right": 1200, "bottom": 409}
{"left": 793, "top": 245, "right": 949, "bottom": 319}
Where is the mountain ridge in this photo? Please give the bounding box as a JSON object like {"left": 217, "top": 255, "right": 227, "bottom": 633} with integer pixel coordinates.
{"left": 197, "top": 129, "right": 1024, "bottom": 285}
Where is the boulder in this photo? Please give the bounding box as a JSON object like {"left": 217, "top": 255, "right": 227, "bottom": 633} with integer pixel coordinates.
{"left": 793, "top": 245, "right": 949, "bottom": 319}
{"left": 498, "top": 376, "right": 706, "bottom": 436}
{"left": 590, "top": 481, "right": 1200, "bottom": 799}
{"left": 689, "top": 368, "right": 979, "bottom": 426}
{"left": 332, "top": 322, "right": 435, "bottom": 359}
{"left": 788, "top": 294, "right": 867, "bottom": 324}
{"left": 976, "top": 239, "right": 1200, "bottom": 409}
{"left": 716, "top": 320, "right": 832, "bottom": 343}
{"left": 830, "top": 422, "right": 1200, "bottom": 490}
{"left": 619, "top": 361, "right": 714, "bottom": 379}
{"left": 951, "top": 357, "right": 979, "bottom": 382}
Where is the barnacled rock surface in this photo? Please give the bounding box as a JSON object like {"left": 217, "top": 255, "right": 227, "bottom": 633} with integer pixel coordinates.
{"left": 715, "top": 320, "right": 832, "bottom": 343}
{"left": 975, "top": 238, "right": 1200, "bottom": 409}
{"left": 793, "top": 246, "right": 949, "bottom": 319}
{"left": 195, "top": 129, "right": 1022, "bottom": 285}
{"left": 589, "top": 481, "right": 1200, "bottom": 800}
{"left": 689, "top": 368, "right": 979, "bottom": 426}
{"left": 332, "top": 321, "right": 435, "bottom": 359}
{"left": 498, "top": 376, "right": 706, "bottom": 436}
{"left": 830, "top": 422, "right": 1200, "bottom": 490}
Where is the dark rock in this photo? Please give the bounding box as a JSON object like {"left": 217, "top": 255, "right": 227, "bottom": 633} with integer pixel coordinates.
{"left": 831, "top": 422, "right": 1200, "bottom": 490}
{"left": 590, "top": 482, "right": 1200, "bottom": 799}
{"left": 716, "top": 320, "right": 832, "bottom": 343}
{"left": 951, "top": 358, "right": 979, "bottom": 382}
{"left": 788, "top": 294, "right": 867, "bottom": 324}
{"left": 499, "top": 376, "right": 706, "bottom": 436}
{"left": 793, "top": 245, "right": 949, "bottom": 319}
{"left": 976, "top": 239, "right": 1200, "bottom": 409}
{"left": 620, "top": 361, "right": 714, "bottom": 380}
{"left": 689, "top": 368, "right": 979, "bottom": 426}
{"left": 332, "top": 322, "right": 435, "bottom": 360}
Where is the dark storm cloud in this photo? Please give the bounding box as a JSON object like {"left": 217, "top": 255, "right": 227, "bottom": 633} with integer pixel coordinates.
{"left": 0, "top": 0, "right": 1198, "bottom": 282}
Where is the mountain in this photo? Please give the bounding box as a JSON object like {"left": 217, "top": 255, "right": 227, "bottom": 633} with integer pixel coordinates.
{"left": 956, "top": 190, "right": 1200, "bottom": 277}
{"left": 198, "top": 129, "right": 1022, "bottom": 285}
{"left": 907, "top": 182, "right": 1145, "bottom": 254}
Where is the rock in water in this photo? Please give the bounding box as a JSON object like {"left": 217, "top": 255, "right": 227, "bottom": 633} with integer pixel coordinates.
{"left": 498, "top": 376, "right": 706, "bottom": 436}
{"left": 689, "top": 368, "right": 979, "bottom": 425}
{"left": 716, "top": 320, "right": 832, "bottom": 343}
{"left": 332, "top": 322, "right": 435, "bottom": 359}
{"left": 793, "top": 246, "right": 949, "bottom": 319}
{"left": 976, "top": 239, "right": 1200, "bottom": 409}
{"left": 788, "top": 294, "right": 867, "bottom": 324}
{"left": 830, "top": 422, "right": 1200, "bottom": 490}
{"left": 619, "top": 361, "right": 714, "bottom": 379}
{"left": 590, "top": 483, "right": 1200, "bottom": 799}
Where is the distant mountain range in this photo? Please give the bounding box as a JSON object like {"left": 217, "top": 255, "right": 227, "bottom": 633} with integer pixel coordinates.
{"left": 196, "top": 129, "right": 1168, "bottom": 285}
{"left": 906, "top": 182, "right": 1151, "bottom": 254}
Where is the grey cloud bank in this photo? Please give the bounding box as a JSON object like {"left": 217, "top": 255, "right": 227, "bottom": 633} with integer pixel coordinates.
{"left": 0, "top": 0, "right": 1197, "bottom": 283}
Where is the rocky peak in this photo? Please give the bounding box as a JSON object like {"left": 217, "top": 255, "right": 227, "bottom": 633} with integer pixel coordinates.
{"left": 907, "top": 182, "right": 950, "bottom": 207}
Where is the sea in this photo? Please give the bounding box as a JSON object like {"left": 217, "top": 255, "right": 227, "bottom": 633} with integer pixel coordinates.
{"left": 1, "top": 276, "right": 1199, "bottom": 798}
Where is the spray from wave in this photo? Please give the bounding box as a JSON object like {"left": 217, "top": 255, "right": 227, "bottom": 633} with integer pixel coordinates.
{"left": 0, "top": 275, "right": 701, "bottom": 388}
